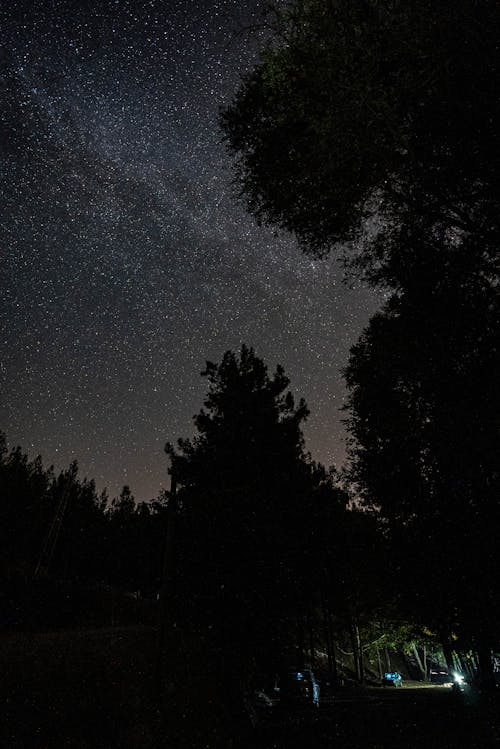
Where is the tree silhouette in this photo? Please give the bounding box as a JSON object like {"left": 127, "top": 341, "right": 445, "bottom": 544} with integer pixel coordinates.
{"left": 222, "top": 1, "right": 500, "bottom": 685}
{"left": 162, "top": 346, "right": 333, "bottom": 744}
{"left": 344, "top": 264, "right": 500, "bottom": 682}
{"left": 222, "top": 1, "right": 500, "bottom": 285}
{"left": 0, "top": 437, "right": 54, "bottom": 577}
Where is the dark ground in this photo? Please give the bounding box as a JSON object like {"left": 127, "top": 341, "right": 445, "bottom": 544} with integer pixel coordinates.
{"left": 260, "top": 686, "right": 500, "bottom": 749}
{"left": 1, "top": 626, "right": 160, "bottom": 748}
{"left": 2, "top": 627, "right": 500, "bottom": 748}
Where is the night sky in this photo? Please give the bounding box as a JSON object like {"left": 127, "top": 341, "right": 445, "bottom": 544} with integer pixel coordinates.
{"left": 1, "top": 0, "right": 382, "bottom": 501}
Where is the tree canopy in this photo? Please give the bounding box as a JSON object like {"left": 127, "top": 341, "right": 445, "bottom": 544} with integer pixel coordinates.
{"left": 223, "top": 1, "right": 500, "bottom": 682}
{"left": 222, "top": 0, "right": 500, "bottom": 285}
{"left": 165, "top": 346, "right": 319, "bottom": 666}
{"left": 344, "top": 266, "right": 500, "bottom": 660}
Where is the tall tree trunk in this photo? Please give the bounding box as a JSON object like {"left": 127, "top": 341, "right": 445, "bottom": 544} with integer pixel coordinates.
{"left": 350, "top": 618, "right": 364, "bottom": 683}
{"left": 441, "top": 635, "right": 455, "bottom": 674}
{"left": 411, "top": 642, "right": 426, "bottom": 681}
{"left": 327, "top": 610, "right": 338, "bottom": 680}
{"left": 478, "top": 641, "right": 495, "bottom": 691}
{"left": 462, "top": 652, "right": 475, "bottom": 679}
{"left": 349, "top": 622, "right": 359, "bottom": 681}
{"left": 385, "top": 645, "right": 392, "bottom": 672}
{"left": 296, "top": 611, "right": 305, "bottom": 669}
{"left": 308, "top": 615, "right": 315, "bottom": 665}
{"left": 376, "top": 644, "right": 383, "bottom": 680}
{"left": 452, "top": 651, "right": 462, "bottom": 674}
{"left": 321, "top": 598, "right": 333, "bottom": 673}
{"left": 356, "top": 622, "right": 364, "bottom": 684}
{"left": 455, "top": 652, "right": 466, "bottom": 677}
{"left": 320, "top": 568, "right": 337, "bottom": 678}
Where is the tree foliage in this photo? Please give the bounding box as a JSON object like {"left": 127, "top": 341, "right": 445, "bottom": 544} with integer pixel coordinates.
{"left": 222, "top": 0, "right": 500, "bottom": 285}
{"left": 344, "top": 261, "right": 500, "bottom": 651}
{"left": 223, "top": 2, "right": 500, "bottom": 674}
{"left": 0, "top": 431, "right": 167, "bottom": 628}
{"left": 165, "top": 346, "right": 325, "bottom": 669}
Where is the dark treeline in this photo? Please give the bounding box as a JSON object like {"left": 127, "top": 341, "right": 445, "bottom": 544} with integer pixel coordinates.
{"left": 2, "top": 344, "right": 489, "bottom": 745}
{"left": 2, "top": 350, "right": 439, "bottom": 707}
{"left": 157, "top": 346, "right": 457, "bottom": 747}
{"left": 1, "top": 356, "right": 401, "bottom": 669}
{"left": 0, "top": 432, "right": 167, "bottom": 628}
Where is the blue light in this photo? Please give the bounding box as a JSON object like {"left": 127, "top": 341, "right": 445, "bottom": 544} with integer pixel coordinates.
{"left": 296, "top": 672, "right": 303, "bottom": 680}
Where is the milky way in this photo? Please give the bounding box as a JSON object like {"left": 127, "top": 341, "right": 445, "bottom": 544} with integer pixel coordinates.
{"left": 1, "top": 0, "right": 382, "bottom": 500}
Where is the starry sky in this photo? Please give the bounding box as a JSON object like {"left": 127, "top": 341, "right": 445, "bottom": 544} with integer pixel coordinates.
{"left": 1, "top": 0, "right": 382, "bottom": 501}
